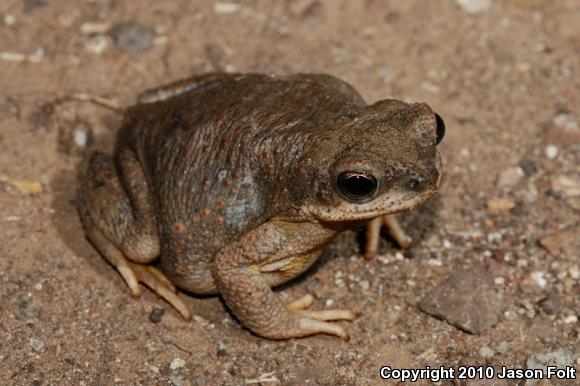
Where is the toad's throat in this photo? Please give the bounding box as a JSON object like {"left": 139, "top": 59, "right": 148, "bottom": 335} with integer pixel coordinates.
{"left": 301, "top": 190, "right": 436, "bottom": 222}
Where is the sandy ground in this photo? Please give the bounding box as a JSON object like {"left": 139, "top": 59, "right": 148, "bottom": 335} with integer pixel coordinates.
{"left": 0, "top": 0, "right": 579, "bottom": 385}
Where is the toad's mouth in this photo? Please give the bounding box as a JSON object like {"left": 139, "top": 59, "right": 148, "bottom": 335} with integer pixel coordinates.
{"left": 301, "top": 189, "right": 437, "bottom": 222}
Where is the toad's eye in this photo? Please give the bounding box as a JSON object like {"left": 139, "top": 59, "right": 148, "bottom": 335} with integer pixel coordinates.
{"left": 337, "top": 171, "right": 378, "bottom": 202}
{"left": 435, "top": 113, "right": 445, "bottom": 145}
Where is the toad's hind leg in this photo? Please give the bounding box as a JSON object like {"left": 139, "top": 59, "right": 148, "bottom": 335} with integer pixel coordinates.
{"left": 137, "top": 73, "right": 235, "bottom": 104}
{"left": 78, "top": 151, "right": 191, "bottom": 320}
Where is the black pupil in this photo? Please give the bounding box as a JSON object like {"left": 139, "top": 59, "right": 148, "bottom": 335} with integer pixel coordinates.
{"left": 435, "top": 113, "right": 445, "bottom": 145}
{"left": 338, "top": 173, "right": 377, "bottom": 200}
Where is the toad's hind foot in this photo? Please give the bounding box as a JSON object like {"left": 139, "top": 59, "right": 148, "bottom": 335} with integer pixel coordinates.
{"left": 364, "top": 214, "right": 412, "bottom": 259}
{"left": 130, "top": 263, "right": 192, "bottom": 321}
{"left": 283, "top": 294, "right": 356, "bottom": 340}
{"left": 119, "top": 260, "right": 191, "bottom": 321}
{"left": 287, "top": 294, "right": 356, "bottom": 321}
{"left": 85, "top": 219, "right": 191, "bottom": 321}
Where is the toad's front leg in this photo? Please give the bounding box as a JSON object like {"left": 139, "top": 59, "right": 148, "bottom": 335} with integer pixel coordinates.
{"left": 211, "top": 221, "right": 356, "bottom": 340}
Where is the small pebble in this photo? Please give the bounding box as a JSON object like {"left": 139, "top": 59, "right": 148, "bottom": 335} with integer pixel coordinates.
{"left": 214, "top": 2, "right": 240, "bottom": 14}
{"left": 80, "top": 22, "right": 111, "bottom": 34}
{"left": 4, "top": 14, "right": 15, "bottom": 26}
{"left": 551, "top": 175, "right": 580, "bottom": 198}
{"left": 149, "top": 365, "right": 160, "bottom": 374}
{"left": 497, "top": 166, "right": 524, "bottom": 189}
{"left": 530, "top": 271, "right": 547, "bottom": 289}
{"left": 563, "top": 315, "right": 577, "bottom": 324}
{"left": 110, "top": 22, "right": 154, "bottom": 54}
{"left": 518, "top": 158, "right": 538, "bottom": 176}
{"left": 149, "top": 307, "right": 165, "bottom": 323}
{"left": 496, "top": 341, "right": 510, "bottom": 354}
{"left": 169, "top": 375, "right": 184, "bottom": 386}
{"left": 19, "top": 300, "right": 39, "bottom": 319}
{"left": 85, "top": 35, "right": 109, "bottom": 54}
{"left": 217, "top": 341, "right": 226, "bottom": 357}
{"left": 553, "top": 112, "right": 578, "bottom": 131}
{"left": 486, "top": 197, "right": 515, "bottom": 213}
{"left": 170, "top": 357, "right": 185, "bottom": 370}
{"left": 544, "top": 144, "right": 559, "bottom": 159}
{"left": 418, "top": 266, "right": 503, "bottom": 334}
{"left": 74, "top": 129, "right": 88, "bottom": 148}
{"left": 455, "top": 0, "right": 491, "bottom": 14}
{"left": 526, "top": 350, "right": 574, "bottom": 386}
{"left": 479, "top": 346, "right": 495, "bottom": 358}
{"left": 537, "top": 291, "right": 563, "bottom": 315}
{"left": 29, "top": 337, "right": 45, "bottom": 353}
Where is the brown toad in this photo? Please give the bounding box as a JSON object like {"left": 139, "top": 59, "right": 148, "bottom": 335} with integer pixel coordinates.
{"left": 77, "top": 73, "right": 444, "bottom": 340}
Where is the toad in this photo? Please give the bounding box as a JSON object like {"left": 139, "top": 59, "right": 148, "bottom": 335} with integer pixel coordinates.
{"left": 77, "top": 73, "right": 444, "bottom": 340}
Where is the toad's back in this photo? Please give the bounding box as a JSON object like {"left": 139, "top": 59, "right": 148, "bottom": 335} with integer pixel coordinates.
{"left": 115, "top": 74, "right": 364, "bottom": 264}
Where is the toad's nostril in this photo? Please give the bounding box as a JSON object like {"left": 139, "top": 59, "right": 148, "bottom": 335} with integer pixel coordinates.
{"left": 405, "top": 175, "right": 425, "bottom": 191}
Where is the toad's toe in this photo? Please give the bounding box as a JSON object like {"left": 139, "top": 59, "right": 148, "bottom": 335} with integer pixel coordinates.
{"left": 364, "top": 214, "right": 412, "bottom": 259}
{"left": 130, "top": 262, "right": 192, "bottom": 321}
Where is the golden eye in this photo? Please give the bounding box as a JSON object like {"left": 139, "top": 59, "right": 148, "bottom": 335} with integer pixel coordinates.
{"left": 337, "top": 171, "right": 378, "bottom": 202}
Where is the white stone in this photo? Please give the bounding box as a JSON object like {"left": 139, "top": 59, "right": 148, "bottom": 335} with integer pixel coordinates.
{"left": 214, "top": 3, "right": 240, "bottom": 14}
{"left": 170, "top": 357, "right": 185, "bottom": 370}
{"left": 85, "top": 35, "right": 109, "bottom": 54}
{"left": 479, "top": 346, "right": 495, "bottom": 358}
{"left": 544, "top": 144, "right": 559, "bottom": 159}
{"left": 530, "top": 271, "right": 547, "bottom": 289}
{"left": 455, "top": 0, "right": 491, "bottom": 14}
{"left": 29, "top": 337, "right": 45, "bottom": 353}
{"left": 74, "top": 129, "right": 88, "bottom": 147}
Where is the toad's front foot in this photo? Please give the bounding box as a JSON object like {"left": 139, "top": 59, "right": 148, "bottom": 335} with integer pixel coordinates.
{"left": 364, "top": 214, "right": 412, "bottom": 259}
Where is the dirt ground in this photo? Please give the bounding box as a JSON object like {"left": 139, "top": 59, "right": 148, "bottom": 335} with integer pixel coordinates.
{"left": 0, "top": 0, "right": 578, "bottom": 385}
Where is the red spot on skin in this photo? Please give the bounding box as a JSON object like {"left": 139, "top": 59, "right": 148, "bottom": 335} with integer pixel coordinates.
{"left": 220, "top": 139, "right": 228, "bottom": 149}
{"left": 223, "top": 180, "right": 232, "bottom": 187}
{"left": 173, "top": 223, "right": 184, "bottom": 233}
{"left": 175, "top": 250, "right": 182, "bottom": 257}
{"left": 201, "top": 144, "right": 209, "bottom": 152}
{"left": 202, "top": 178, "right": 210, "bottom": 187}
{"left": 201, "top": 209, "right": 210, "bottom": 218}
{"left": 215, "top": 217, "right": 224, "bottom": 225}
{"left": 216, "top": 201, "right": 225, "bottom": 210}
{"left": 261, "top": 151, "right": 269, "bottom": 158}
